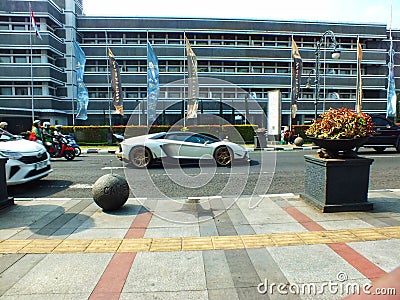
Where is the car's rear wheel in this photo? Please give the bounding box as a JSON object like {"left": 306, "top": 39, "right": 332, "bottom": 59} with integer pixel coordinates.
{"left": 129, "top": 146, "right": 153, "bottom": 168}
{"left": 214, "top": 146, "right": 232, "bottom": 166}
{"left": 373, "top": 146, "right": 386, "bottom": 153}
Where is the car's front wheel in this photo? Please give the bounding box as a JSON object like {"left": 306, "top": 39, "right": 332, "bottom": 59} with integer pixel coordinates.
{"left": 129, "top": 146, "right": 153, "bottom": 168}
{"left": 214, "top": 146, "right": 232, "bottom": 167}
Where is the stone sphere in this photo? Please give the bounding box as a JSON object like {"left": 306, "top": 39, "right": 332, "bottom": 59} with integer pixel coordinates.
{"left": 92, "top": 174, "right": 129, "bottom": 211}
{"left": 294, "top": 136, "right": 304, "bottom": 146}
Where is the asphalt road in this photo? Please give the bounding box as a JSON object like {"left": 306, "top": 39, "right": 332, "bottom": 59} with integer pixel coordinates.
{"left": 7, "top": 149, "right": 400, "bottom": 199}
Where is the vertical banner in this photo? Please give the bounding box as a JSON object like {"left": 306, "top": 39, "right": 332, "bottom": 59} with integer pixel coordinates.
{"left": 355, "top": 37, "right": 363, "bottom": 113}
{"left": 73, "top": 40, "right": 89, "bottom": 121}
{"left": 267, "top": 90, "right": 281, "bottom": 137}
{"left": 291, "top": 37, "right": 302, "bottom": 119}
{"left": 185, "top": 36, "right": 199, "bottom": 119}
{"left": 147, "top": 42, "right": 160, "bottom": 125}
{"left": 108, "top": 48, "right": 124, "bottom": 115}
{"left": 29, "top": 4, "right": 42, "bottom": 39}
{"left": 387, "top": 39, "right": 397, "bottom": 117}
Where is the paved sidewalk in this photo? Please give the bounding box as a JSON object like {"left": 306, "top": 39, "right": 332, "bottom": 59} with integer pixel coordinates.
{"left": 1, "top": 190, "right": 399, "bottom": 299}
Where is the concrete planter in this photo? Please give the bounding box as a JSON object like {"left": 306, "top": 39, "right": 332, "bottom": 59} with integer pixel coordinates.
{"left": 0, "top": 158, "right": 14, "bottom": 210}
{"left": 254, "top": 132, "right": 267, "bottom": 149}
{"left": 301, "top": 155, "right": 374, "bottom": 213}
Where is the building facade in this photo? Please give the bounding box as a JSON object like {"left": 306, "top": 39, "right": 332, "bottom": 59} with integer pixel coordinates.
{"left": 0, "top": 0, "right": 399, "bottom": 132}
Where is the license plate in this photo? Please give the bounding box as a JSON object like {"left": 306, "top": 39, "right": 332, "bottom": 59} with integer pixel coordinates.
{"left": 35, "top": 161, "right": 47, "bottom": 170}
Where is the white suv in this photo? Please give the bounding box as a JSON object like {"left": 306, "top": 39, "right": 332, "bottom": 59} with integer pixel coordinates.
{"left": 0, "top": 129, "right": 53, "bottom": 185}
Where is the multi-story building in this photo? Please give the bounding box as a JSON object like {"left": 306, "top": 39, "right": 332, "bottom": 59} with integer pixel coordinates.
{"left": 0, "top": 0, "right": 398, "bottom": 133}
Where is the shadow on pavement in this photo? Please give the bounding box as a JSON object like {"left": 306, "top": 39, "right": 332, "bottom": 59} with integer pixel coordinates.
{"left": 0, "top": 204, "right": 95, "bottom": 237}
{"left": 7, "top": 179, "right": 73, "bottom": 198}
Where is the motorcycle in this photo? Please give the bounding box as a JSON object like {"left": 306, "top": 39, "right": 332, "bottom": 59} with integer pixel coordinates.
{"left": 44, "top": 133, "right": 76, "bottom": 160}
{"left": 113, "top": 133, "right": 124, "bottom": 161}
{"left": 65, "top": 134, "right": 81, "bottom": 156}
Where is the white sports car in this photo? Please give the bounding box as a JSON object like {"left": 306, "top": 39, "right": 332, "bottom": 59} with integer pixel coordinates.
{"left": 0, "top": 129, "right": 53, "bottom": 185}
{"left": 117, "top": 131, "right": 249, "bottom": 168}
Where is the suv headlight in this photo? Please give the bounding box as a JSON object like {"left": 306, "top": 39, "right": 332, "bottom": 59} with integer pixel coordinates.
{"left": 0, "top": 150, "right": 23, "bottom": 160}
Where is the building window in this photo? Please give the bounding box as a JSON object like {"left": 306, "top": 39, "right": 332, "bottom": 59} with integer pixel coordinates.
{"left": 15, "top": 87, "right": 28, "bottom": 95}
{"left": 0, "top": 87, "right": 12, "bottom": 95}
{"left": 0, "top": 56, "right": 11, "bottom": 63}
{"left": 14, "top": 56, "right": 27, "bottom": 63}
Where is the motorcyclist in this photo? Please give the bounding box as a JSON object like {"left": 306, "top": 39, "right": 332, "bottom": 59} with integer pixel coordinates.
{"left": 29, "top": 120, "right": 44, "bottom": 142}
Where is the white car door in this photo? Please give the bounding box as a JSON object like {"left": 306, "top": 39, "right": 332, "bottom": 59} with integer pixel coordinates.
{"left": 177, "top": 134, "right": 213, "bottom": 159}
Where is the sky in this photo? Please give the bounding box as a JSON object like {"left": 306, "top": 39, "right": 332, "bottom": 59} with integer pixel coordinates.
{"left": 83, "top": 0, "right": 400, "bottom": 29}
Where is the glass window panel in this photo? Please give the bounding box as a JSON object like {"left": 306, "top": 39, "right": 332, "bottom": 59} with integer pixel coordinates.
{"left": 0, "top": 87, "right": 12, "bottom": 95}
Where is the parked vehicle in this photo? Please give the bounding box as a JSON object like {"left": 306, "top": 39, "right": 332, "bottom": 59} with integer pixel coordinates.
{"left": 44, "top": 133, "right": 76, "bottom": 160}
{"left": 116, "top": 131, "right": 249, "bottom": 168}
{"left": 0, "top": 128, "right": 52, "bottom": 185}
{"left": 360, "top": 114, "right": 400, "bottom": 153}
{"left": 66, "top": 134, "right": 81, "bottom": 156}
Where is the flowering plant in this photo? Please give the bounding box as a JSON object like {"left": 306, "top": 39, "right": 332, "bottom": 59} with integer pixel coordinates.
{"left": 306, "top": 108, "right": 375, "bottom": 139}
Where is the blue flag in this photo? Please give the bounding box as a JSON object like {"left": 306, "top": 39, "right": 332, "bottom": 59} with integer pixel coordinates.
{"left": 387, "top": 41, "right": 397, "bottom": 117}
{"left": 147, "top": 42, "right": 160, "bottom": 125}
{"left": 73, "top": 40, "right": 89, "bottom": 121}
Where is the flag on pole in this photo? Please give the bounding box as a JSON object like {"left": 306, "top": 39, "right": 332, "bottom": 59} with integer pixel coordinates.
{"left": 185, "top": 36, "right": 199, "bottom": 119}
{"left": 291, "top": 37, "right": 302, "bottom": 118}
{"left": 108, "top": 48, "right": 124, "bottom": 115}
{"left": 147, "top": 42, "right": 160, "bottom": 125}
{"left": 29, "top": 5, "right": 42, "bottom": 39}
{"left": 387, "top": 39, "right": 397, "bottom": 117}
{"left": 73, "top": 40, "right": 89, "bottom": 120}
{"left": 355, "top": 37, "right": 363, "bottom": 113}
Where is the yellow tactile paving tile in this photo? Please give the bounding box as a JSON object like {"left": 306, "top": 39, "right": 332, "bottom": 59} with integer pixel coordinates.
{"left": 149, "top": 237, "right": 182, "bottom": 252}
{"left": 182, "top": 237, "right": 213, "bottom": 251}
{"left": 322, "top": 229, "right": 360, "bottom": 243}
{"left": 296, "top": 231, "right": 333, "bottom": 244}
{"left": 19, "top": 239, "right": 63, "bottom": 254}
{"left": 241, "top": 234, "right": 275, "bottom": 248}
{"left": 0, "top": 240, "right": 32, "bottom": 253}
{"left": 374, "top": 227, "right": 400, "bottom": 238}
{"left": 52, "top": 239, "right": 93, "bottom": 253}
{"left": 270, "top": 233, "right": 302, "bottom": 246}
{"left": 0, "top": 226, "right": 399, "bottom": 254}
{"left": 212, "top": 236, "right": 244, "bottom": 250}
{"left": 349, "top": 228, "right": 389, "bottom": 241}
{"left": 85, "top": 239, "right": 122, "bottom": 253}
{"left": 117, "top": 238, "right": 152, "bottom": 252}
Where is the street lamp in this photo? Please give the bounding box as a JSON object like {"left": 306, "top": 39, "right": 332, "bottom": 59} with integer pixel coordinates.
{"left": 312, "top": 30, "right": 341, "bottom": 120}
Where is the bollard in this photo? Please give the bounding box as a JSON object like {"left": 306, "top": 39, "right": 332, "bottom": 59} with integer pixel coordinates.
{"left": 0, "top": 158, "right": 14, "bottom": 210}
{"left": 92, "top": 174, "right": 129, "bottom": 211}
{"left": 294, "top": 136, "right": 304, "bottom": 147}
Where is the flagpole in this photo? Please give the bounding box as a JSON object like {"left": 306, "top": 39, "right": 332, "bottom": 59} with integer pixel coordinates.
{"left": 183, "top": 32, "right": 186, "bottom": 128}
{"left": 105, "top": 30, "right": 111, "bottom": 127}
{"left": 29, "top": 4, "right": 34, "bottom": 122}
{"left": 289, "top": 35, "right": 293, "bottom": 131}
{"left": 71, "top": 28, "right": 75, "bottom": 127}
{"left": 146, "top": 31, "right": 149, "bottom": 130}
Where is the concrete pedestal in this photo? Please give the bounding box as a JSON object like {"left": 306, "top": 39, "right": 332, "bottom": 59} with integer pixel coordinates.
{"left": 0, "top": 158, "right": 14, "bottom": 210}
{"left": 254, "top": 132, "right": 267, "bottom": 150}
{"left": 301, "top": 155, "right": 374, "bottom": 213}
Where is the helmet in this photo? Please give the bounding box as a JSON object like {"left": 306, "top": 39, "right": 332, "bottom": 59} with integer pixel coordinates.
{"left": 33, "top": 120, "right": 41, "bottom": 128}
{"left": 43, "top": 122, "right": 51, "bottom": 129}
{"left": 0, "top": 121, "right": 7, "bottom": 129}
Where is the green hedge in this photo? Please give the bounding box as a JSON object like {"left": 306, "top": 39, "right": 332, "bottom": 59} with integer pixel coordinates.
{"left": 59, "top": 125, "right": 259, "bottom": 144}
